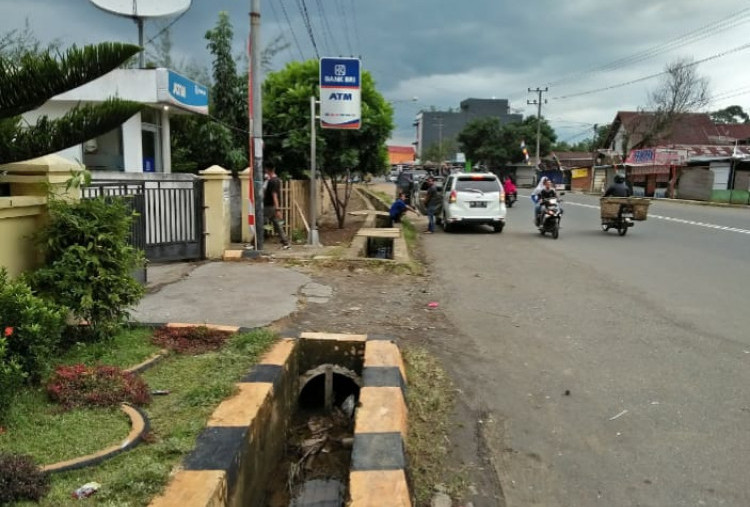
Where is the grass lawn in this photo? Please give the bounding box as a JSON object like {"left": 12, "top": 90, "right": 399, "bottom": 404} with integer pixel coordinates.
{"left": 0, "top": 326, "right": 276, "bottom": 506}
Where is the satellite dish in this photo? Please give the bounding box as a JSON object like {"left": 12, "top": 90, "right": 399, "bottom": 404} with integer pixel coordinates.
{"left": 89, "top": 0, "right": 191, "bottom": 19}
{"left": 89, "top": 0, "right": 192, "bottom": 67}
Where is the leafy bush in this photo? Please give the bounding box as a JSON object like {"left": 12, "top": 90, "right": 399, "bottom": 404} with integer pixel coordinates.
{"left": 0, "top": 453, "right": 50, "bottom": 504}
{"left": 30, "top": 196, "right": 145, "bottom": 340}
{"left": 0, "top": 333, "right": 23, "bottom": 422}
{"left": 0, "top": 269, "right": 66, "bottom": 383}
{"left": 152, "top": 326, "right": 233, "bottom": 355}
{"left": 46, "top": 364, "right": 151, "bottom": 410}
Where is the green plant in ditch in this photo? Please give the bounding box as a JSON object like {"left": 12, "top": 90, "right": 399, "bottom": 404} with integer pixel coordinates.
{"left": 30, "top": 196, "right": 145, "bottom": 341}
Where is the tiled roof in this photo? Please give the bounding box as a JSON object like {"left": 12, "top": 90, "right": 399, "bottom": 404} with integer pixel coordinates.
{"left": 388, "top": 146, "right": 415, "bottom": 154}
{"left": 613, "top": 111, "right": 719, "bottom": 146}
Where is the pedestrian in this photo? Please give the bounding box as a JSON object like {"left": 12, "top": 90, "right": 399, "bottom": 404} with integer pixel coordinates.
{"left": 263, "top": 164, "right": 290, "bottom": 249}
{"left": 389, "top": 192, "right": 418, "bottom": 226}
{"left": 423, "top": 176, "right": 440, "bottom": 233}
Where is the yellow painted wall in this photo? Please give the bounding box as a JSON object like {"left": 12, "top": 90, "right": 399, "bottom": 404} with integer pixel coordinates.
{"left": 0, "top": 197, "right": 46, "bottom": 278}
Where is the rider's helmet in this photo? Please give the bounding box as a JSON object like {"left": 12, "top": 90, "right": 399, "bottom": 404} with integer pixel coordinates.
{"left": 614, "top": 174, "right": 625, "bottom": 184}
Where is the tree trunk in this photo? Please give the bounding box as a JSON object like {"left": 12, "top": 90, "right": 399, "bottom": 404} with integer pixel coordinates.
{"left": 321, "top": 168, "right": 353, "bottom": 229}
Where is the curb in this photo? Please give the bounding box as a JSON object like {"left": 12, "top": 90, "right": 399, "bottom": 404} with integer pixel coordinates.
{"left": 41, "top": 404, "right": 150, "bottom": 474}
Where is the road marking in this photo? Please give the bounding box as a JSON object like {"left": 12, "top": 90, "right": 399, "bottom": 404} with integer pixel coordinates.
{"left": 562, "top": 201, "right": 750, "bottom": 235}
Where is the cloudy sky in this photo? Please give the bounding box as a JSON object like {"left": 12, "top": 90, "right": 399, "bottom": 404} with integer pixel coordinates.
{"left": 3, "top": 0, "right": 750, "bottom": 146}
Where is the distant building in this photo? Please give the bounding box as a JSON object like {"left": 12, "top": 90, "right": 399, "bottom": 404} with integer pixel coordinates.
{"left": 413, "top": 98, "right": 522, "bottom": 162}
{"left": 387, "top": 145, "right": 416, "bottom": 165}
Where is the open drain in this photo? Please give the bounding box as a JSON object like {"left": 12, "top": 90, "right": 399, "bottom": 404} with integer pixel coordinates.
{"left": 267, "top": 365, "right": 361, "bottom": 506}
{"left": 366, "top": 236, "right": 394, "bottom": 259}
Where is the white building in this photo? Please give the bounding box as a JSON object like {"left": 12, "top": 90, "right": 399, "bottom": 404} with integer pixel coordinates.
{"left": 23, "top": 68, "right": 209, "bottom": 173}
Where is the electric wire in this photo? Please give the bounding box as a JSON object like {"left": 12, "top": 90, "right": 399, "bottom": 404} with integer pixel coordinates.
{"left": 267, "top": 0, "right": 296, "bottom": 62}
{"left": 297, "top": 0, "right": 320, "bottom": 59}
{"left": 334, "top": 0, "right": 354, "bottom": 55}
{"left": 548, "top": 7, "right": 750, "bottom": 88}
{"left": 278, "top": 0, "right": 306, "bottom": 60}
{"left": 552, "top": 40, "right": 750, "bottom": 100}
{"left": 314, "top": 0, "right": 340, "bottom": 55}
{"left": 144, "top": 10, "right": 189, "bottom": 47}
{"left": 349, "top": 0, "right": 362, "bottom": 55}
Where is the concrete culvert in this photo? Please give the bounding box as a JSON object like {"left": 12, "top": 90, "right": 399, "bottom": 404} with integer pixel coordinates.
{"left": 299, "top": 365, "right": 361, "bottom": 411}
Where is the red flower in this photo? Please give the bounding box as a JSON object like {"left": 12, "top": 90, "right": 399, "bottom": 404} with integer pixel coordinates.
{"left": 3, "top": 327, "right": 12, "bottom": 337}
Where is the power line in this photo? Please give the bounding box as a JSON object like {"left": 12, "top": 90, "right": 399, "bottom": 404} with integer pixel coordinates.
{"left": 278, "top": 0, "right": 306, "bottom": 60}
{"left": 553, "top": 41, "right": 750, "bottom": 101}
{"left": 297, "top": 0, "right": 320, "bottom": 59}
{"left": 144, "top": 10, "right": 189, "bottom": 47}
{"left": 314, "top": 0, "right": 340, "bottom": 55}
{"left": 349, "top": 0, "right": 362, "bottom": 55}
{"left": 334, "top": 0, "right": 354, "bottom": 55}
{"left": 549, "top": 7, "right": 750, "bottom": 88}
{"left": 267, "top": 0, "right": 296, "bottom": 62}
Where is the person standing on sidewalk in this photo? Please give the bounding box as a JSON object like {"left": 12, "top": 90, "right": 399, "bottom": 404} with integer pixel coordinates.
{"left": 423, "top": 176, "right": 439, "bottom": 234}
{"left": 263, "top": 165, "right": 290, "bottom": 249}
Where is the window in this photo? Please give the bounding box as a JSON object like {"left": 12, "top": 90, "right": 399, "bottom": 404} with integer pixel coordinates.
{"left": 455, "top": 177, "right": 501, "bottom": 193}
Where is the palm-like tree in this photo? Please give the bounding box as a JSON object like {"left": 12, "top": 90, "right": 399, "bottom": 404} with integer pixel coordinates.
{"left": 0, "top": 42, "right": 143, "bottom": 164}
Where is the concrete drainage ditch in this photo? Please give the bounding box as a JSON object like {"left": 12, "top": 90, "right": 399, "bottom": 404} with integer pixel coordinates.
{"left": 150, "top": 332, "right": 410, "bottom": 507}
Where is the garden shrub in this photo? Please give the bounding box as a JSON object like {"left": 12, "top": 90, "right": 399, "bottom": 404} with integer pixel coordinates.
{"left": 30, "top": 196, "right": 145, "bottom": 340}
{"left": 152, "top": 326, "right": 233, "bottom": 355}
{"left": 0, "top": 268, "right": 66, "bottom": 383}
{"left": 46, "top": 364, "right": 151, "bottom": 410}
{"left": 0, "top": 453, "right": 50, "bottom": 504}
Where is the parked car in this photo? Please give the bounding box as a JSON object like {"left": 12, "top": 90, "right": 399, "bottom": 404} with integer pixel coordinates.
{"left": 441, "top": 172, "right": 506, "bottom": 233}
{"left": 413, "top": 175, "right": 445, "bottom": 216}
{"left": 388, "top": 170, "right": 400, "bottom": 183}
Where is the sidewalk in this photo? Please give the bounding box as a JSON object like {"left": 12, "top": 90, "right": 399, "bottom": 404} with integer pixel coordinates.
{"left": 131, "top": 261, "right": 313, "bottom": 329}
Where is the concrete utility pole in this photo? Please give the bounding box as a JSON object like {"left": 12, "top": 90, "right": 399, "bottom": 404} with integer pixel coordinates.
{"left": 250, "top": 0, "right": 264, "bottom": 249}
{"left": 528, "top": 87, "right": 548, "bottom": 167}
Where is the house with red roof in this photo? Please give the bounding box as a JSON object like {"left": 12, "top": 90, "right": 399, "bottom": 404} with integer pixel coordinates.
{"left": 387, "top": 145, "right": 415, "bottom": 166}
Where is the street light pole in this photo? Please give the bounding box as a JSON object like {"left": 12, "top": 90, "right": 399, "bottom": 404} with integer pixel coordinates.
{"left": 309, "top": 96, "right": 321, "bottom": 246}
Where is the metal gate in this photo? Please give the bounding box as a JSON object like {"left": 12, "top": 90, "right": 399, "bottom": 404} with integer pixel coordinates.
{"left": 83, "top": 177, "right": 205, "bottom": 263}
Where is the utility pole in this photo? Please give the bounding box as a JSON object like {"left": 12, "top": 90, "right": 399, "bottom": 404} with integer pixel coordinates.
{"left": 249, "top": 0, "right": 264, "bottom": 249}
{"left": 527, "top": 87, "right": 548, "bottom": 167}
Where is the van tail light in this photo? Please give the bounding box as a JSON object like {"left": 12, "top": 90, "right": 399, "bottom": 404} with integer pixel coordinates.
{"left": 500, "top": 191, "right": 505, "bottom": 202}
{"left": 449, "top": 190, "right": 457, "bottom": 203}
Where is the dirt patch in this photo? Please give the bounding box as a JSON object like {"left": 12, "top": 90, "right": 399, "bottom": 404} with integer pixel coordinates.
{"left": 317, "top": 190, "right": 368, "bottom": 247}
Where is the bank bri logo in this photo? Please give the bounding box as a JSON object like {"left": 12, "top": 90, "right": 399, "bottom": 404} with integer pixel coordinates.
{"left": 319, "top": 57, "right": 361, "bottom": 129}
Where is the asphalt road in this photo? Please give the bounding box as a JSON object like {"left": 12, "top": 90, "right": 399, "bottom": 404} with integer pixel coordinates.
{"left": 423, "top": 193, "right": 750, "bottom": 506}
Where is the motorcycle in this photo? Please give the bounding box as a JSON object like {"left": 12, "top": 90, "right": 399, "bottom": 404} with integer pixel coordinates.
{"left": 536, "top": 196, "right": 563, "bottom": 239}
{"left": 505, "top": 192, "right": 517, "bottom": 208}
{"left": 601, "top": 203, "right": 634, "bottom": 236}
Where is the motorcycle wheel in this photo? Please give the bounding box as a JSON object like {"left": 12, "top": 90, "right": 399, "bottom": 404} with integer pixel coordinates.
{"left": 507, "top": 200, "right": 514, "bottom": 208}
{"left": 618, "top": 226, "right": 628, "bottom": 236}
{"left": 552, "top": 224, "right": 560, "bottom": 239}
{"left": 601, "top": 224, "right": 609, "bottom": 232}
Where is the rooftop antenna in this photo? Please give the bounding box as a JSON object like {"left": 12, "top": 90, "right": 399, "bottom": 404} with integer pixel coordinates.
{"left": 89, "top": 0, "right": 192, "bottom": 68}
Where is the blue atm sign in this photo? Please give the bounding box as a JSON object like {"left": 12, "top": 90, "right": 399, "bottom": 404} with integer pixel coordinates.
{"left": 319, "top": 57, "right": 361, "bottom": 129}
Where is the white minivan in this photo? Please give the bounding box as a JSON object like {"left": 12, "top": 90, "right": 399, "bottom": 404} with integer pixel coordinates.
{"left": 441, "top": 172, "right": 506, "bottom": 233}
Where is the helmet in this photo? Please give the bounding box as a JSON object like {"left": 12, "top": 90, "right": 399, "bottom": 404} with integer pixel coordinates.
{"left": 614, "top": 174, "right": 625, "bottom": 184}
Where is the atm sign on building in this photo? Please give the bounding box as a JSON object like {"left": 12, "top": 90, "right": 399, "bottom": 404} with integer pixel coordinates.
{"left": 319, "top": 57, "right": 361, "bottom": 129}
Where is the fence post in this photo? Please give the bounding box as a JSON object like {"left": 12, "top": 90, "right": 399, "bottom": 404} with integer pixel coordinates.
{"left": 200, "top": 165, "right": 231, "bottom": 259}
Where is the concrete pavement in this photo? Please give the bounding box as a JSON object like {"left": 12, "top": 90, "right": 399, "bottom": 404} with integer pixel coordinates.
{"left": 132, "top": 261, "right": 321, "bottom": 328}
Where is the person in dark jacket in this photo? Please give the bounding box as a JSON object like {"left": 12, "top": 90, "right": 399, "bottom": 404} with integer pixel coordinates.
{"left": 604, "top": 174, "right": 632, "bottom": 197}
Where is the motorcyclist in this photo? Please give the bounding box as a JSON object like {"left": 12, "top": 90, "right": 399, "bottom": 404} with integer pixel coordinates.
{"left": 604, "top": 173, "right": 632, "bottom": 197}
{"left": 536, "top": 179, "right": 559, "bottom": 226}
{"left": 503, "top": 176, "right": 517, "bottom": 203}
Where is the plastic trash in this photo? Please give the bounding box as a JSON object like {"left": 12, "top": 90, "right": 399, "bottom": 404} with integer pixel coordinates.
{"left": 71, "top": 482, "right": 101, "bottom": 499}
{"left": 151, "top": 390, "right": 171, "bottom": 396}
{"left": 341, "top": 394, "right": 356, "bottom": 419}
{"left": 427, "top": 302, "right": 439, "bottom": 308}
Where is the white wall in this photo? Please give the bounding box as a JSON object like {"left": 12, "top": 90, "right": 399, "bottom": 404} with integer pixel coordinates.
{"left": 54, "top": 69, "right": 159, "bottom": 104}
{"left": 122, "top": 113, "right": 143, "bottom": 173}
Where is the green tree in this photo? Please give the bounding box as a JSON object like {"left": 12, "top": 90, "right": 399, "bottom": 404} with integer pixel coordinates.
{"left": 421, "top": 138, "right": 457, "bottom": 164}
{"left": 0, "top": 43, "right": 142, "bottom": 164}
{"left": 458, "top": 116, "right": 555, "bottom": 169}
{"left": 263, "top": 59, "right": 394, "bottom": 227}
{"left": 710, "top": 105, "right": 749, "bottom": 124}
